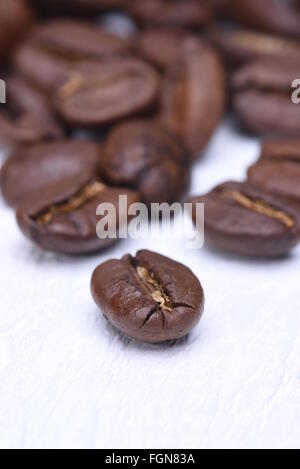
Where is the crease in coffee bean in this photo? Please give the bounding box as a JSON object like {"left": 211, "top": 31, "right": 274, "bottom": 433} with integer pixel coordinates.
{"left": 222, "top": 190, "right": 295, "bottom": 228}
{"left": 136, "top": 266, "right": 173, "bottom": 312}
{"left": 58, "top": 71, "right": 145, "bottom": 100}
{"left": 58, "top": 74, "right": 85, "bottom": 99}
{"left": 35, "top": 180, "right": 106, "bottom": 225}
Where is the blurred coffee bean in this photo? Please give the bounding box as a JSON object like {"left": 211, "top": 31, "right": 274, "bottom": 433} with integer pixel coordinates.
{"left": 189, "top": 181, "right": 300, "bottom": 258}
{"left": 128, "top": 0, "right": 213, "bottom": 29}
{"left": 160, "top": 39, "right": 226, "bottom": 159}
{"left": 101, "top": 120, "right": 190, "bottom": 205}
{"left": 0, "top": 74, "right": 63, "bottom": 148}
{"left": 16, "top": 173, "right": 140, "bottom": 255}
{"left": 1, "top": 140, "right": 101, "bottom": 207}
{"left": 232, "top": 58, "right": 300, "bottom": 136}
{"left": 247, "top": 139, "right": 300, "bottom": 203}
{"left": 0, "top": 0, "right": 34, "bottom": 61}
{"left": 31, "top": 0, "right": 126, "bottom": 16}
{"left": 13, "top": 19, "right": 132, "bottom": 92}
{"left": 227, "top": 0, "right": 300, "bottom": 39}
{"left": 136, "top": 28, "right": 194, "bottom": 69}
{"left": 53, "top": 58, "right": 160, "bottom": 127}
{"left": 208, "top": 26, "right": 300, "bottom": 66}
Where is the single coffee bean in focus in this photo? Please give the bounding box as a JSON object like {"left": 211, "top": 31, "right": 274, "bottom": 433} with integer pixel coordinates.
{"left": 91, "top": 250, "right": 205, "bottom": 343}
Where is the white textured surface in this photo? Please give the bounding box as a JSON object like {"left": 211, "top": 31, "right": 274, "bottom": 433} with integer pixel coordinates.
{"left": 0, "top": 121, "right": 300, "bottom": 450}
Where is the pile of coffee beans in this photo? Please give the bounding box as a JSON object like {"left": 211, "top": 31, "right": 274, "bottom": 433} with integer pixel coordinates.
{"left": 1, "top": 0, "right": 300, "bottom": 343}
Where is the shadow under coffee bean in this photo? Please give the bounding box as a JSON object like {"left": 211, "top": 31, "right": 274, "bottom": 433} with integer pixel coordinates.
{"left": 91, "top": 250, "right": 205, "bottom": 344}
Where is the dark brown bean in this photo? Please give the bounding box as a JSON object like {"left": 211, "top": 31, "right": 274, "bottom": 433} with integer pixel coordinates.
{"left": 227, "top": 0, "right": 300, "bottom": 39}
{"left": 53, "top": 59, "right": 160, "bottom": 127}
{"left": 247, "top": 139, "right": 300, "bottom": 203}
{"left": 232, "top": 59, "right": 300, "bottom": 136}
{"left": 160, "top": 38, "right": 226, "bottom": 159}
{"left": 32, "top": 0, "right": 126, "bottom": 16}
{"left": 128, "top": 0, "right": 213, "bottom": 30}
{"left": 0, "top": 0, "right": 34, "bottom": 60}
{"left": 189, "top": 181, "right": 300, "bottom": 257}
{"left": 17, "top": 174, "right": 140, "bottom": 255}
{"left": 1, "top": 140, "right": 101, "bottom": 207}
{"left": 13, "top": 19, "right": 132, "bottom": 93}
{"left": 0, "top": 74, "right": 63, "bottom": 148}
{"left": 136, "top": 28, "right": 195, "bottom": 70}
{"left": 208, "top": 26, "right": 300, "bottom": 66}
{"left": 91, "top": 250, "right": 205, "bottom": 343}
{"left": 101, "top": 120, "right": 190, "bottom": 205}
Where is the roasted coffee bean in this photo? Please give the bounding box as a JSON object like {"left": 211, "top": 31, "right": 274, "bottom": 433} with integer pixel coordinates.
{"left": 136, "top": 28, "right": 194, "bottom": 70}
{"left": 128, "top": 0, "right": 213, "bottom": 30}
{"left": 160, "top": 38, "right": 226, "bottom": 159}
{"left": 0, "top": 74, "right": 63, "bottom": 148}
{"left": 101, "top": 120, "right": 190, "bottom": 205}
{"left": 1, "top": 140, "right": 100, "bottom": 207}
{"left": 13, "top": 19, "right": 132, "bottom": 93}
{"left": 247, "top": 139, "right": 300, "bottom": 203}
{"left": 189, "top": 181, "right": 300, "bottom": 257}
{"left": 53, "top": 58, "right": 160, "bottom": 127}
{"left": 0, "top": 0, "right": 34, "bottom": 60}
{"left": 32, "top": 0, "right": 126, "bottom": 16}
{"left": 227, "top": 0, "right": 300, "bottom": 39}
{"left": 232, "top": 59, "right": 300, "bottom": 136}
{"left": 17, "top": 174, "right": 140, "bottom": 255}
{"left": 208, "top": 26, "right": 300, "bottom": 66}
{"left": 91, "top": 250, "right": 205, "bottom": 343}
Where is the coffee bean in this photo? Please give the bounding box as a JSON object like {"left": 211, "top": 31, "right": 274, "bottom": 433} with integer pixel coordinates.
{"left": 128, "top": 0, "right": 213, "bottom": 30}
{"left": 0, "top": 74, "right": 63, "bottom": 148}
{"left": 160, "top": 38, "right": 226, "bottom": 159}
{"left": 247, "top": 139, "right": 300, "bottom": 203}
{"left": 227, "top": 0, "right": 300, "bottom": 39}
{"left": 91, "top": 250, "right": 205, "bottom": 343}
{"left": 1, "top": 140, "right": 101, "bottom": 207}
{"left": 17, "top": 174, "right": 140, "bottom": 255}
{"left": 189, "top": 181, "right": 300, "bottom": 257}
{"left": 0, "top": 0, "right": 34, "bottom": 60}
{"left": 209, "top": 26, "right": 300, "bottom": 66}
{"left": 13, "top": 19, "right": 132, "bottom": 93}
{"left": 136, "top": 28, "right": 195, "bottom": 70}
{"left": 101, "top": 120, "right": 190, "bottom": 205}
{"left": 231, "top": 58, "right": 300, "bottom": 136}
{"left": 32, "top": 0, "right": 126, "bottom": 16}
{"left": 53, "top": 58, "right": 160, "bottom": 127}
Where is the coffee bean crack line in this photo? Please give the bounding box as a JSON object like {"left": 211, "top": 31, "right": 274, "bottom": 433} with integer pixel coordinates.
{"left": 222, "top": 190, "right": 295, "bottom": 228}
{"left": 35, "top": 181, "right": 106, "bottom": 225}
{"left": 137, "top": 266, "right": 173, "bottom": 312}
